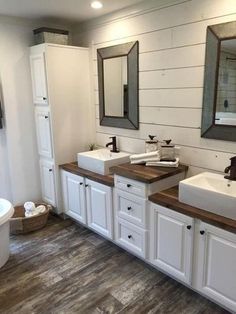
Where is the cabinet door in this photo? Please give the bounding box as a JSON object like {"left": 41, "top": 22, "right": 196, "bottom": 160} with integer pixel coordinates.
{"left": 61, "top": 170, "right": 86, "bottom": 224}
{"left": 30, "top": 53, "right": 48, "bottom": 105}
{"left": 194, "top": 222, "right": 236, "bottom": 312}
{"left": 39, "top": 159, "right": 56, "bottom": 206}
{"left": 86, "top": 179, "right": 113, "bottom": 239}
{"left": 150, "top": 204, "right": 194, "bottom": 284}
{"left": 35, "top": 107, "right": 53, "bottom": 158}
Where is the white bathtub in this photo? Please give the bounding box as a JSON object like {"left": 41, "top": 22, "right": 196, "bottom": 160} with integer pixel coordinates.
{"left": 0, "top": 199, "right": 14, "bottom": 268}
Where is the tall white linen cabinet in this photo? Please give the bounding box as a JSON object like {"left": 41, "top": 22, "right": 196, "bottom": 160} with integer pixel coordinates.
{"left": 29, "top": 43, "right": 92, "bottom": 213}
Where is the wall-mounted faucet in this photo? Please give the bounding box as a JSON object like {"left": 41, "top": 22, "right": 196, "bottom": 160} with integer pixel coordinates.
{"left": 106, "top": 136, "right": 119, "bottom": 153}
{"left": 224, "top": 156, "right": 236, "bottom": 181}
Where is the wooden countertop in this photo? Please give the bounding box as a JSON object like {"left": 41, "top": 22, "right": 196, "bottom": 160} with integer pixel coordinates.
{"left": 60, "top": 162, "right": 114, "bottom": 187}
{"left": 110, "top": 163, "right": 188, "bottom": 183}
{"left": 149, "top": 186, "right": 236, "bottom": 234}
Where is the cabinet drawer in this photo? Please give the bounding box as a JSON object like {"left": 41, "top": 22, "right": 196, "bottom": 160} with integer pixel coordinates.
{"left": 115, "top": 189, "right": 147, "bottom": 228}
{"left": 115, "top": 175, "right": 146, "bottom": 198}
{"left": 115, "top": 218, "right": 147, "bottom": 258}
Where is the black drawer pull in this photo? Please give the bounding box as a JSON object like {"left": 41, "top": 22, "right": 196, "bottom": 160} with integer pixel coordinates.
{"left": 80, "top": 182, "right": 83, "bottom": 186}
{"left": 43, "top": 97, "right": 47, "bottom": 100}
{"left": 127, "top": 206, "right": 132, "bottom": 211}
{"left": 187, "top": 225, "right": 191, "bottom": 230}
{"left": 44, "top": 115, "right": 48, "bottom": 119}
{"left": 200, "top": 230, "right": 205, "bottom": 235}
{"left": 49, "top": 169, "right": 52, "bottom": 172}
{"left": 127, "top": 184, "right": 131, "bottom": 188}
{"left": 128, "top": 235, "right": 132, "bottom": 239}
{"left": 85, "top": 184, "right": 89, "bottom": 188}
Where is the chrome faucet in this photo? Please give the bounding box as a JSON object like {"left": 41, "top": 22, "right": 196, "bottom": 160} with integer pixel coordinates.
{"left": 106, "top": 136, "right": 119, "bottom": 153}
{"left": 224, "top": 156, "right": 236, "bottom": 181}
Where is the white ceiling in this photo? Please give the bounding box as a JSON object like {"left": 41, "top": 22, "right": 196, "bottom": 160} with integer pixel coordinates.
{"left": 0, "top": 0, "right": 146, "bottom": 24}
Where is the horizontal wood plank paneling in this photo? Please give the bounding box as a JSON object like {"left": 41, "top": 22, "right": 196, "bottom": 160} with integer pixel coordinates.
{"left": 73, "top": 0, "right": 236, "bottom": 175}
{"left": 139, "top": 89, "right": 203, "bottom": 108}
{"left": 139, "top": 107, "right": 201, "bottom": 127}
{"left": 95, "top": 120, "right": 236, "bottom": 154}
{"left": 139, "top": 44, "right": 205, "bottom": 71}
{"left": 140, "top": 67, "right": 204, "bottom": 89}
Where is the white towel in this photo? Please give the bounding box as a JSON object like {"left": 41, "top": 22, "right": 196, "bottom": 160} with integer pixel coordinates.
{"left": 130, "top": 151, "right": 160, "bottom": 164}
{"left": 130, "top": 151, "right": 159, "bottom": 161}
{"left": 146, "top": 158, "right": 179, "bottom": 168}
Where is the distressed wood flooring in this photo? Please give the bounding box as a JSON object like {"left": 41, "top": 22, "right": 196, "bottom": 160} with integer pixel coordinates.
{"left": 0, "top": 215, "right": 230, "bottom": 314}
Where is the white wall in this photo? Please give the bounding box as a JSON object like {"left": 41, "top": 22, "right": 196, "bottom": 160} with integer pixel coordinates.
{"left": 73, "top": 0, "right": 236, "bottom": 176}
{"left": 0, "top": 16, "right": 70, "bottom": 204}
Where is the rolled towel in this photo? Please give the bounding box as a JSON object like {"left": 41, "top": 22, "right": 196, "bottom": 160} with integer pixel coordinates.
{"left": 146, "top": 158, "right": 179, "bottom": 168}
{"left": 131, "top": 156, "right": 160, "bottom": 164}
{"left": 130, "top": 151, "right": 159, "bottom": 161}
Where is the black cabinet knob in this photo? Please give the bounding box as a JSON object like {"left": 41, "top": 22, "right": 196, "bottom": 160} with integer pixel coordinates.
{"left": 127, "top": 184, "right": 131, "bottom": 188}
{"left": 127, "top": 206, "right": 132, "bottom": 211}
{"left": 44, "top": 116, "right": 48, "bottom": 119}
{"left": 80, "top": 182, "right": 83, "bottom": 186}
{"left": 200, "top": 230, "right": 205, "bottom": 235}
{"left": 49, "top": 169, "right": 52, "bottom": 172}
{"left": 187, "top": 225, "right": 192, "bottom": 230}
{"left": 128, "top": 235, "right": 132, "bottom": 239}
{"left": 85, "top": 184, "right": 89, "bottom": 188}
{"left": 43, "top": 97, "right": 47, "bottom": 100}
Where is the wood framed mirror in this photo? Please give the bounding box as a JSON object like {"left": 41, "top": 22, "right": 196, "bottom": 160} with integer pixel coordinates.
{"left": 97, "top": 41, "right": 139, "bottom": 129}
{"left": 201, "top": 21, "right": 236, "bottom": 141}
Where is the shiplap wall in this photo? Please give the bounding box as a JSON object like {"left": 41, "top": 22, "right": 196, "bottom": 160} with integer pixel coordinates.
{"left": 73, "top": 0, "right": 236, "bottom": 176}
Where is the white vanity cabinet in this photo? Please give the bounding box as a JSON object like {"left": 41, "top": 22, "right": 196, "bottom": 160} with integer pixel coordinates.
{"left": 114, "top": 172, "right": 186, "bottom": 259}
{"left": 150, "top": 204, "right": 194, "bottom": 284}
{"left": 61, "top": 169, "right": 113, "bottom": 239}
{"left": 61, "top": 171, "right": 86, "bottom": 224}
{"left": 86, "top": 179, "right": 113, "bottom": 239}
{"left": 194, "top": 221, "right": 236, "bottom": 312}
{"left": 30, "top": 43, "right": 91, "bottom": 213}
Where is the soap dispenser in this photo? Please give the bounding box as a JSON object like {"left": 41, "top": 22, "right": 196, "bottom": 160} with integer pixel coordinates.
{"left": 145, "top": 135, "right": 158, "bottom": 153}
{"left": 161, "top": 140, "right": 175, "bottom": 161}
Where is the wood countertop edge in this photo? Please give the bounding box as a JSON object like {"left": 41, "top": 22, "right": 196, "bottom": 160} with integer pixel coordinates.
{"left": 59, "top": 163, "right": 114, "bottom": 187}
{"left": 149, "top": 188, "right": 236, "bottom": 234}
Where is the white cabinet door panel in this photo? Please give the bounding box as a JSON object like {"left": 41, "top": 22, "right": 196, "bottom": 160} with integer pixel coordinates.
{"left": 30, "top": 53, "right": 48, "bottom": 105}
{"left": 115, "top": 217, "right": 147, "bottom": 258}
{"left": 115, "top": 189, "right": 147, "bottom": 228}
{"left": 86, "top": 179, "right": 113, "bottom": 239}
{"left": 150, "top": 204, "right": 194, "bottom": 284}
{"left": 40, "top": 159, "right": 56, "bottom": 206}
{"left": 35, "top": 107, "right": 53, "bottom": 158}
{"left": 61, "top": 170, "right": 86, "bottom": 224}
{"left": 195, "top": 222, "right": 236, "bottom": 313}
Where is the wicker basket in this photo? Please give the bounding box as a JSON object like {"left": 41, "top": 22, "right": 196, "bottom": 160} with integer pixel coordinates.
{"left": 10, "top": 204, "right": 51, "bottom": 234}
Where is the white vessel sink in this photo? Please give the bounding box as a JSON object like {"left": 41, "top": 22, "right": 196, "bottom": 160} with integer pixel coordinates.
{"left": 77, "top": 148, "right": 130, "bottom": 175}
{"left": 179, "top": 172, "right": 236, "bottom": 220}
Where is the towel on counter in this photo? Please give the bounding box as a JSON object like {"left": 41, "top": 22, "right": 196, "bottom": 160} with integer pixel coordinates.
{"left": 130, "top": 151, "right": 160, "bottom": 164}
{"left": 146, "top": 158, "right": 179, "bottom": 168}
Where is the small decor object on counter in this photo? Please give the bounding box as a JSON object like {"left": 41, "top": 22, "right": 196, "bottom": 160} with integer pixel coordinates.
{"left": 160, "top": 140, "right": 176, "bottom": 162}
{"left": 145, "top": 135, "right": 158, "bottom": 153}
{"left": 130, "top": 151, "right": 160, "bottom": 164}
{"left": 33, "top": 27, "right": 69, "bottom": 45}
{"left": 88, "top": 143, "right": 97, "bottom": 151}
{"left": 10, "top": 203, "right": 51, "bottom": 234}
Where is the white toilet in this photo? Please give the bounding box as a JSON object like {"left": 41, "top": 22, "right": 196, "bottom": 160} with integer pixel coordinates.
{"left": 0, "top": 199, "right": 14, "bottom": 268}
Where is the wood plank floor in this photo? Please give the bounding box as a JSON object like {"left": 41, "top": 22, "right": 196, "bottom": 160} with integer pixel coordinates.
{"left": 0, "top": 215, "right": 230, "bottom": 314}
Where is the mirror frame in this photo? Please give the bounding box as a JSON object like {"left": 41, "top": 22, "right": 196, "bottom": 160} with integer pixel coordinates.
{"left": 201, "top": 21, "right": 236, "bottom": 141}
{"left": 97, "top": 41, "right": 139, "bottom": 129}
